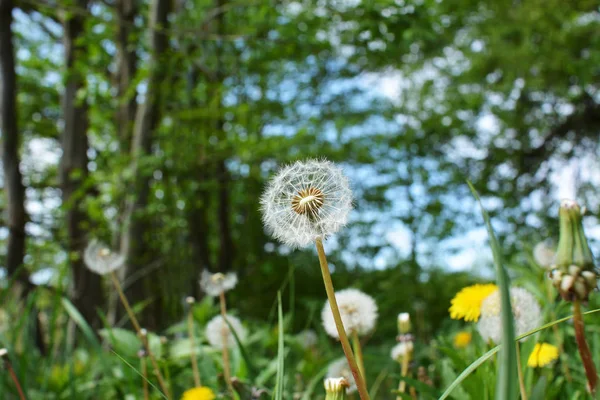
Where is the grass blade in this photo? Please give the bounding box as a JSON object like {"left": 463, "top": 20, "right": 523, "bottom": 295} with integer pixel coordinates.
{"left": 467, "top": 181, "right": 517, "bottom": 400}
{"left": 273, "top": 291, "right": 285, "bottom": 400}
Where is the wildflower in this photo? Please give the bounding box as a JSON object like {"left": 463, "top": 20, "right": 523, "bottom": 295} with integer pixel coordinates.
{"left": 199, "top": 270, "right": 238, "bottom": 297}
{"left": 83, "top": 239, "right": 125, "bottom": 275}
{"left": 397, "top": 313, "right": 411, "bottom": 334}
{"left": 533, "top": 241, "right": 555, "bottom": 268}
{"left": 477, "top": 287, "right": 542, "bottom": 344}
{"left": 181, "top": 386, "right": 216, "bottom": 400}
{"left": 551, "top": 199, "right": 597, "bottom": 301}
{"left": 260, "top": 159, "right": 353, "bottom": 248}
{"left": 324, "top": 377, "right": 349, "bottom": 400}
{"left": 390, "top": 341, "right": 414, "bottom": 362}
{"left": 449, "top": 284, "right": 497, "bottom": 322}
{"left": 321, "top": 288, "right": 378, "bottom": 339}
{"left": 297, "top": 330, "right": 318, "bottom": 349}
{"left": 205, "top": 314, "right": 247, "bottom": 350}
{"left": 326, "top": 358, "right": 357, "bottom": 394}
{"left": 453, "top": 331, "right": 472, "bottom": 348}
{"left": 527, "top": 343, "right": 559, "bottom": 368}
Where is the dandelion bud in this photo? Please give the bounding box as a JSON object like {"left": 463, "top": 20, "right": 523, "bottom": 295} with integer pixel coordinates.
{"left": 185, "top": 296, "right": 195, "bottom": 305}
{"left": 397, "top": 313, "right": 411, "bottom": 334}
{"left": 139, "top": 328, "right": 148, "bottom": 337}
{"left": 324, "top": 377, "right": 349, "bottom": 400}
{"left": 553, "top": 200, "right": 597, "bottom": 301}
{"left": 0, "top": 348, "right": 7, "bottom": 358}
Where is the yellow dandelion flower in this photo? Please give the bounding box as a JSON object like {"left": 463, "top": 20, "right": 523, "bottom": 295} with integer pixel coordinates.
{"left": 527, "top": 343, "right": 559, "bottom": 368}
{"left": 454, "top": 331, "right": 472, "bottom": 348}
{"left": 181, "top": 386, "right": 216, "bottom": 400}
{"left": 449, "top": 284, "right": 497, "bottom": 322}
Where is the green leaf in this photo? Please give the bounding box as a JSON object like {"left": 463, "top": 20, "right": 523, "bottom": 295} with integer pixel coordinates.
{"left": 61, "top": 297, "right": 100, "bottom": 348}
{"left": 468, "top": 181, "right": 517, "bottom": 400}
{"left": 529, "top": 376, "right": 548, "bottom": 400}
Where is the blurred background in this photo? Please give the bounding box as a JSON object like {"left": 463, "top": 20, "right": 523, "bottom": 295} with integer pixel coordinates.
{"left": 2, "top": 0, "right": 600, "bottom": 352}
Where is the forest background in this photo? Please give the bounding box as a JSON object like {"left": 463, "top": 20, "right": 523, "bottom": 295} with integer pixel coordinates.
{"left": 1, "top": 0, "right": 600, "bottom": 352}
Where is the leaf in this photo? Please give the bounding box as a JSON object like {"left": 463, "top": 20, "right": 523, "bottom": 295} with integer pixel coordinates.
{"left": 529, "top": 376, "right": 548, "bottom": 400}
{"left": 273, "top": 291, "right": 285, "bottom": 400}
{"left": 468, "top": 181, "right": 517, "bottom": 400}
{"left": 61, "top": 297, "right": 100, "bottom": 348}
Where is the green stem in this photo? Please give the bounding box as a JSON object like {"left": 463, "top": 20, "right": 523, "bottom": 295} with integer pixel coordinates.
{"left": 219, "top": 291, "right": 235, "bottom": 396}
{"left": 187, "top": 310, "right": 202, "bottom": 387}
{"left": 516, "top": 342, "right": 528, "bottom": 400}
{"left": 141, "top": 356, "right": 149, "bottom": 400}
{"left": 351, "top": 333, "right": 367, "bottom": 386}
{"left": 110, "top": 272, "right": 170, "bottom": 398}
{"left": 315, "top": 238, "right": 371, "bottom": 400}
{"left": 398, "top": 353, "right": 410, "bottom": 396}
{"left": 573, "top": 300, "right": 598, "bottom": 393}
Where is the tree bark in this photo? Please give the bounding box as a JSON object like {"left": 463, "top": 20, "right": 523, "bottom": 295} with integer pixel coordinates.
{"left": 60, "top": 0, "right": 103, "bottom": 328}
{"left": 121, "top": 0, "right": 171, "bottom": 328}
{"left": 0, "top": 0, "right": 28, "bottom": 288}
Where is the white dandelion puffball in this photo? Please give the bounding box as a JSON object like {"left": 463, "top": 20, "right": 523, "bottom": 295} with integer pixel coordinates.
{"left": 205, "top": 314, "right": 247, "bottom": 350}
{"left": 326, "top": 358, "right": 357, "bottom": 394}
{"left": 533, "top": 241, "right": 555, "bottom": 268}
{"left": 297, "top": 330, "right": 318, "bottom": 349}
{"left": 390, "top": 341, "right": 414, "bottom": 361}
{"left": 260, "top": 159, "right": 353, "bottom": 248}
{"left": 321, "top": 288, "right": 378, "bottom": 339}
{"left": 200, "top": 270, "right": 238, "bottom": 297}
{"left": 84, "top": 239, "right": 125, "bottom": 275}
{"left": 477, "top": 287, "right": 542, "bottom": 344}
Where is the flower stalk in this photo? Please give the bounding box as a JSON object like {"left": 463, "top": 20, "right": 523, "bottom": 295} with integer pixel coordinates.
{"left": 186, "top": 297, "right": 202, "bottom": 387}
{"left": 573, "top": 299, "right": 598, "bottom": 394}
{"left": 315, "top": 238, "right": 370, "bottom": 400}
{"left": 351, "top": 333, "right": 367, "bottom": 387}
{"left": 139, "top": 350, "right": 150, "bottom": 400}
{"left": 516, "top": 342, "right": 528, "bottom": 400}
{"left": 1, "top": 349, "right": 26, "bottom": 400}
{"left": 109, "top": 271, "right": 170, "bottom": 398}
{"left": 218, "top": 291, "right": 235, "bottom": 395}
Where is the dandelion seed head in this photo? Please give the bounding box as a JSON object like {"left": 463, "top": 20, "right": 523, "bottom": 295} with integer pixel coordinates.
{"left": 200, "top": 270, "right": 238, "bottom": 297}
{"left": 324, "top": 377, "right": 349, "bottom": 394}
{"left": 260, "top": 159, "right": 353, "bottom": 248}
{"left": 205, "top": 314, "right": 247, "bottom": 350}
{"left": 533, "top": 241, "right": 555, "bottom": 268}
{"left": 321, "top": 288, "right": 378, "bottom": 339}
{"left": 326, "top": 358, "right": 357, "bottom": 394}
{"left": 390, "top": 341, "right": 414, "bottom": 361}
{"left": 477, "top": 287, "right": 542, "bottom": 344}
{"left": 84, "top": 239, "right": 125, "bottom": 275}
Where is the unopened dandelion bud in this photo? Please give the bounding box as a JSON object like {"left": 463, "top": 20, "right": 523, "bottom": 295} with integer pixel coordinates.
{"left": 554, "top": 200, "right": 597, "bottom": 301}
{"left": 397, "top": 313, "right": 411, "bottom": 334}
{"left": 582, "top": 271, "right": 597, "bottom": 288}
{"left": 324, "top": 377, "right": 349, "bottom": 400}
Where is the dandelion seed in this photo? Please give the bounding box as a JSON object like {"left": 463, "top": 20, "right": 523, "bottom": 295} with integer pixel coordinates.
{"left": 326, "top": 358, "right": 357, "bottom": 394}
{"left": 260, "top": 159, "right": 353, "bottom": 248}
{"left": 83, "top": 239, "right": 125, "bottom": 275}
{"left": 449, "top": 283, "right": 497, "bottom": 322}
{"left": 205, "top": 314, "right": 247, "bottom": 350}
{"left": 390, "top": 341, "right": 414, "bottom": 362}
{"left": 453, "top": 331, "right": 472, "bottom": 348}
{"left": 533, "top": 241, "right": 555, "bottom": 268}
{"left": 321, "top": 288, "right": 378, "bottom": 339}
{"left": 527, "top": 343, "right": 559, "bottom": 367}
{"left": 199, "top": 270, "right": 238, "bottom": 297}
{"left": 181, "top": 386, "right": 216, "bottom": 400}
{"left": 477, "top": 287, "right": 542, "bottom": 344}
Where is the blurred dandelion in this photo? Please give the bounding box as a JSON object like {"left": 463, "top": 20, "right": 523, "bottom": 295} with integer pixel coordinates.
{"left": 327, "top": 358, "right": 357, "bottom": 394}
{"left": 477, "top": 287, "right": 542, "bottom": 344}
{"left": 181, "top": 386, "right": 216, "bottom": 400}
{"left": 199, "top": 270, "right": 238, "bottom": 297}
{"left": 449, "top": 284, "right": 497, "bottom": 322}
{"left": 205, "top": 314, "right": 247, "bottom": 350}
{"left": 527, "top": 343, "right": 559, "bottom": 368}
{"left": 321, "top": 289, "right": 378, "bottom": 339}
{"left": 533, "top": 241, "right": 555, "bottom": 268}
{"left": 83, "top": 239, "right": 125, "bottom": 275}
{"left": 324, "top": 377, "right": 349, "bottom": 399}
{"left": 453, "top": 331, "right": 472, "bottom": 349}
{"left": 260, "top": 159, "right": 352, "bottom": 249}
{"left": 390, "top": 342, "right": 414, "bottom": 362}
{"left": 297, "top": 330, "right": 318, "bottom": 349}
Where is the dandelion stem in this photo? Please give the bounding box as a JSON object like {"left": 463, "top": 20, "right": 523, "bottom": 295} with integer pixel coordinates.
{"left": 351, "top": 333, "right": 367, "bottom": 386}
{"left": 141, "top": 355, "right": 150, "bottom": 400}
{"left": 516, "top": 342, "right": 528, "bottom": 400}
{"left": 315, "top": 238, "right": 370, "bottom": 400}
{"left": 3, "top": 356, "right": 27, "bottom": 400}
{"left": 398, "top": 352, "right": 410, "bottom": 396}
{"left": 573, "top": 299, "right": 598, "bottom": 393}
{"left": 219, "top": 291, "right": 235, "bottom": 395}
{"left": 109, "top": 271, "right": 170, "bottom": 398}
{"left": 545, "top": 279, "right": 572, "bottom": 382}
{"left": 187, "top": 309, "right": 202, "bottom": 387}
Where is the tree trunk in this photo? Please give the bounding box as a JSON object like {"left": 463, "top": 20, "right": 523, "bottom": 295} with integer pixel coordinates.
{"left": 115, "top": 0, "right": 138, "bottom": 151}
{"left": 60, "top": 0, "right": 103, "bottom": 328}
{"left": 121, "top": 0, "right": 171, "bottom": 328}
{"left": 0, "top": 0, "right": 28, "bottom": 289}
